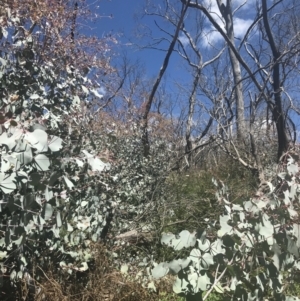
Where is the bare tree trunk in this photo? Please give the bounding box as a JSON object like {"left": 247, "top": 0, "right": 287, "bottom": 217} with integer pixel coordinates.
{"left": 141, "top": 1, "right": 190, "bottom": 157}
{"left": 216, "top": 0, "right": 246, "bottom": 142}
{"left": 249, "top": 94, "right": 265, "bottom": 182}
{"left": 185, "top": 68, "right": 200, "bottom": 161}
{"left": 262, "top": 0, "right": 289, "bottom": 160}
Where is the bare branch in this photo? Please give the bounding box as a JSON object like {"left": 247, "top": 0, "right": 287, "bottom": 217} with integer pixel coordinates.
{"left": 142, "top": 0, "right": 191, "bottom": 157}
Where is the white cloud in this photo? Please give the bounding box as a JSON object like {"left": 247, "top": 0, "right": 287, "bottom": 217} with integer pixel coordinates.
{"left": 202, "top": 17, "right": 252, "bottom": 46}
{"left": 235, "top": 0, "right": 257, "bottom": 10}
{"left": 204, "top": 0, "right": 256, "bottom": 14}
{"left": 200, "top": 0, "right": 254, "bottom": 47}
{"left": 203, "top": 0, "right": 221, "bottom": 16}
{"left": 178, "top": 34, "right": 190, "bottom": 47}
{"left": 234, "top": 17, "right": 253, "bottom": 37}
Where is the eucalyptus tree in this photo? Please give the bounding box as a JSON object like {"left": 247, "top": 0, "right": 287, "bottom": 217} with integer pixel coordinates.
{"left": 141, "top": 0, "right": 300, "bottom": 179}
{"left": 216, "top": 0, "right": 246, "bottom": 141}
{"left": 0, "top": 0, "right": 114, "bottom": 290}
{"left": 0, "top": 1, "right": 175, "bottom": 299}
{"left": 180, "top": 0, "right": 300, "bottom": 159}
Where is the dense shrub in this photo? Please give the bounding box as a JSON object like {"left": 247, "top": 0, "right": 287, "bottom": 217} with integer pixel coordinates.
{"left": 152, "top": 150, "right": 300, "bottom": 301}
{"left": 0, "top": 2, "right": 172, "bottom": 299}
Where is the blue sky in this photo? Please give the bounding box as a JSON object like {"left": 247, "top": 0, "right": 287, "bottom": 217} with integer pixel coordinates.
{"left": 88, "top": 0, "right": 260, "bottom": 92}
{"left": 93, "top": 0, "right": 258, "bottom": 75}
{"left": 87, "top": 0, "right": 190, "bottom": 116}
{"left": 92, "top": 0, "right": 170, "bottom": 77}
{"left": 95, "top": 1, "right": 248, "bottom": 92}
{"left": 94, "top": 0, "right": 139, "bottom": 41}
{"left": 84, "top": 0, "right": 300, "bottom": 138}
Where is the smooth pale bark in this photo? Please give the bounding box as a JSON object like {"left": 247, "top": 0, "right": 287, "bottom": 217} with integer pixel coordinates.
{"left": 180, "top": 0, "right": 247, "bottom": 141}
{"left": 178, "top": 25, "right": 224, "bottom": 163}
{"left": 216, "top": 0, "right": 246, "bottom": 142}
{"left": 185, "top": 70, "right": 200, "bottom": 157}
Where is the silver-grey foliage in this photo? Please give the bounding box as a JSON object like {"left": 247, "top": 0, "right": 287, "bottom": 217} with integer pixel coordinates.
{"left": 0, "top": 13, "right": 111, "bottom": 285}
{"left": 153, "top": 155, "right": 300, "bottom": 300}
{"left": 0, "top": 3, "right": 171, "bottom": 292}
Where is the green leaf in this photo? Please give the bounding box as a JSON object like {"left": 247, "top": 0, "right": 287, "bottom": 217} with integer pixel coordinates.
{"left": 63, "top": 176, "right": 74, "bottom": 189}
{"left": 56, "top": 212, "right": 62, "bottom": 228}
{"left": 196, "top": 273, "right": 211, "bottom": 291}
{"left": 81, "top": 201, "right": 88, "bottom": 207}
{"left": 45, "top": 186, "right": 53, "bottom": 201}
{"left": 218, "top": 215, "right": 232, "bottom": 237}
{"left": 12, "top": 235, "right": 24, "bottom": 247}
{"left": 43, "top": 203, "right": 53, "bottom": 220}
{"left": 82, "top": 150, "right": 110, "bottom": 172}
{"left": 67, "top": 223, "right": 74, "bottom": 232}
{"left": 190, "top": 248, "right": 201, "bottom": 263}
{"left": 161, "top": 230, "right": 196, "bottom": 251}
{"left": 33, "top": 154, "right": 50, "bottom": 171}
{"left": 30, "top": 94, "right": 40, "bottom": 100}
{"left": 214, "top": 284, "right": 224, "bottom": 293}
{"left": 152, "top": 263, "right": 169, "bottom": 279}
{"left": 210, "top": 239, "right": 225, "bottom": 255}
{"left": 120, "top": 264, "right": 128, "bottom": 274}
{"left": 48, "top": 172, "right": 60, "bottom": 186}
{"left": 286, "top": 297, "right": 300, "bottom": 301}
{"left": 10, "top": 270, "right": 16, "bottom": 281}
{"left": 48, "top": 136, "right": 63, "bottom": 152}
{"left": 24, "top": 193, "right": 35, "bottom": 210}
{"left": 0, "top": 251, "right": 7, "bottom": 260}
{"left": 77, "top": 262, "right": 89, "bottom": 272}
{"left": 197, "top": 236, "right": 210, "bottom": 252}
{"left": 91, "top": 89, "right": 103, "bottom": 99}
{"left": 25, "top": 129, "right": 48, "bottom": 152}
{"left": 81, "top": 85, "right": 89, "bottom": 94}
{"left": 0, "top": 173, "right": 16, "bottom": 194}
{"left": 287, "top": 157, "right": 299, "bottom": 176}
{"left": 5, "top": 228, "right": 10, "bottom": 246}
{"left": 16, "top": 147, "right": 33, "bottom": 165}
{"left": 168, "top": 258, "right": 191, "bottom": 274}
{"left": 147, "top": 281, "right": 156, "bottom": 292}
{"left": 173, "top": 276, "right": 189, "bottom": 294}
{"left": 201, "top": 252, "right": 214, "bottom": 269}
{"left": 0, "top": 131, "right": 23, "bottom": 149}
{"left": 73, "top": 95, "right": 80, "bottom": 105}
{"left": 255, "top": 213, "right": 274, "bottom": 245}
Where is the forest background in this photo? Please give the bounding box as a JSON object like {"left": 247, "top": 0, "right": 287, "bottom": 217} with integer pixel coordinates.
{"left": 1, "top": 0, "right": 300, "bottom": 300}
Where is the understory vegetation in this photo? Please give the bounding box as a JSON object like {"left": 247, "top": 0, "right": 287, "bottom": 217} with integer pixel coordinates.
{"left": 1, "top": 0, "right": 300, "bottom": 300}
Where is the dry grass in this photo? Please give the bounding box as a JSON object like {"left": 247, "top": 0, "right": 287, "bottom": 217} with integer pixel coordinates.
{"left": 7, "top": 243, "right": 177, "bottom": 301}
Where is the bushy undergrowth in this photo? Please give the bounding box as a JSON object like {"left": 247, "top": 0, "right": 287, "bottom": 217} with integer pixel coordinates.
{"left": 152, "top": 149, "right": 300, "bottom": 300}
{"left": 163, "top": 155, "right": 258, "bottom": 235}
{"left": 0, "top": 2, "right": 173, "bottom": 298}
{"left": 3, "top": 243, "right": 185, "bottom": 301}
{"left": 1, "top": 2, "right": 299, "bottom": 301}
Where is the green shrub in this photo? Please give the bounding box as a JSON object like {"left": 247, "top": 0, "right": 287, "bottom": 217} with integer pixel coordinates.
{"left": 152, "top": 153, "right": 300, "bottom": 301}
